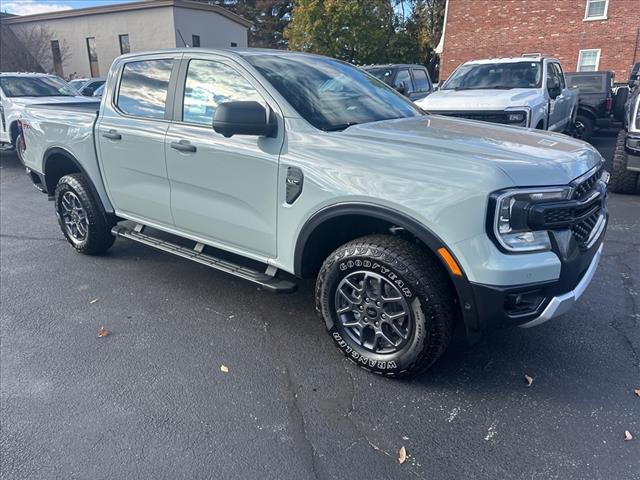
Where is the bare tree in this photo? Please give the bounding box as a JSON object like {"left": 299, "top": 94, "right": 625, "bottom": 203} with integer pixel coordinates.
{"left": 0, "top": 23, "right": 71, "bottom": 75}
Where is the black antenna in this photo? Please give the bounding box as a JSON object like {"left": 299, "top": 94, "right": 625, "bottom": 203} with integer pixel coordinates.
{"left": 177, "top": 29, "right": 188, "bottom": 47}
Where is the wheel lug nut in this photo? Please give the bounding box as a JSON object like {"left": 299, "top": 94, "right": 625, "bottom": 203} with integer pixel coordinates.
{"left": 359, "top": 306, "right": 364, "bottom": 310}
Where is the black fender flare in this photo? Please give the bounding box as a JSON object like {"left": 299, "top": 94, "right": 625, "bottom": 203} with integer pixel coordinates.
{"left": 294, "top": 203, "right": 481, "bottom": 339}
{"left": 42, "top": 146, "right": 114, "bottom": 220}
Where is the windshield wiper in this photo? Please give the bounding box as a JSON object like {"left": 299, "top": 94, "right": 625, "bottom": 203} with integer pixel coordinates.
{"left": 323, "top": 122, "right": 360, "bottom": 132}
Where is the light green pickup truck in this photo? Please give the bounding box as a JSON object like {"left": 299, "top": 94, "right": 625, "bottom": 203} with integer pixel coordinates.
{"left": 19, "top": 49, "right": 608, "bottom": 377}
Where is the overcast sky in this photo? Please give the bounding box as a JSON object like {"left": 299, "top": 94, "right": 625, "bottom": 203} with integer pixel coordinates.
{"left": 1, "top": 0, "right": 136, "bottom": 16}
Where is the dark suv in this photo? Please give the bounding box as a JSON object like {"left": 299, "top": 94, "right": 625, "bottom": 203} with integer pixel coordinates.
{"left": 565, "top": 71, "right": 615, "bottom": 140}
{"left": 363, "top": 64, "right": 433, "bottom": 101}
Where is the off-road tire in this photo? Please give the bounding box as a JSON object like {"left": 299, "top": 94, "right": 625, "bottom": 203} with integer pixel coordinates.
{"left": 316, "top": 235, "right": 456, "bottom": 378}
{"left": 613, "top": 87, "right": 628, "bottom": 122}
{"left": 55, "top": 173, "right": 115, "bottom": 254}
{"left": 574, "top": 114, "right": 594, "bottom": 141}
{"left": 609, "top": 130, "right": 638, "bottom": 194}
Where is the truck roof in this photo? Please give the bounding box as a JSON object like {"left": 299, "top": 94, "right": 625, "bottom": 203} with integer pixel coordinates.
{"left": 114, "top": 47, "right": 336, "bottom": 62}
{"left": 463, "top": 57, "right": 559, "bottom": 65}
{"left": 0, "top": 72, "right": 58, "bottom": 77}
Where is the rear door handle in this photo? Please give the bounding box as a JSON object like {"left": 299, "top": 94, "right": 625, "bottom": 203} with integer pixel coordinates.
{"left": 170, "top": 140, "right": 196, "bottom": 153}
{"left": 102, "top": 129, "right": 121, "bottom": 140}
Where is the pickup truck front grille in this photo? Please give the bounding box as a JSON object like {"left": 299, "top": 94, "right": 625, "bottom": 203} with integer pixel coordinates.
{"left": 528, "top": 166, "right": 607, "bottom": 249}
{"left": 431, "top": 110, "right": 528, "bottom": 127}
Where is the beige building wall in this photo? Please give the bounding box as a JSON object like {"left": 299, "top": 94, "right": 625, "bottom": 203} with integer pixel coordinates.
{"left": 173, "top": 6, "right": 248, "bottom": 49}
{"left": 5, "top": 2, "right": 249, "bottom": 79}
{"left": 9, "top": 7, "right": 177, "bottom": 78}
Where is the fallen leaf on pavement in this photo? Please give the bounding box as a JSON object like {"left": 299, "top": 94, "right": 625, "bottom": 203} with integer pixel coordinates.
{"left": 634, "top": 388, "right": 640, "bottom": 397}
{"left": 89, "top": 298, "right": 98, "bottom": 304}
{"left": 524, "top": 374, "right": 534, "bottom": 386}
{"left": 220, "top": 364, "right": 229, "bottom": 373}
{"left": 97, "top": 327, "right": 109, "bottom": 338}
{"left": 398, "top": 446, "right": 407, "bottom": 464}
{"left": 624, "top": 430, "right": 633, "bottom": 441}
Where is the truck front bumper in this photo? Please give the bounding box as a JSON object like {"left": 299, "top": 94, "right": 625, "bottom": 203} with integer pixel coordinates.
{"left": 467, "top": 218, "right": 606, "bottom": 332}
{"left": 518, "top": 243, "right": 602, "bottom": 328}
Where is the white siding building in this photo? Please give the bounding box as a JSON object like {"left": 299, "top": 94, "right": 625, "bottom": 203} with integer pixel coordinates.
{"left": 2, "top": 0, "right": 250, "bottom": 78}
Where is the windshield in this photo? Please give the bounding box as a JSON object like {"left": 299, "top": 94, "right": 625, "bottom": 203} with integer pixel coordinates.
{"left": 365, "top": 67, "right": 394, "bottom": 86}
{"left": 0, "top": 76, "right": 77, "bottom": 97}
{"left": 442, "top": 62, "right": 542, "bottom": 90}
{"left": 69, "top": 79, "right": 87, "bottom": 90}
{"left": 246, "top": 54, "right": 422, "bottom": 131}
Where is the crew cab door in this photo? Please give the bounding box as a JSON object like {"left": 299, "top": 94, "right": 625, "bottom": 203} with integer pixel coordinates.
{"left": 96, "top": 54, "right": 180, "bottom": 225}
{"left": 546, "top": 62, "right": 570, "bottom": 131}
{"left": 164, "top": 54, "right": 283, "bottom": 258}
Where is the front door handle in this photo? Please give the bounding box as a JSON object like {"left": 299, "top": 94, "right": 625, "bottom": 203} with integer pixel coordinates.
{"left": 170, "top": 140, "right": 196, "bottom": 153}
{"left": 102, "top": 129, "right": 121, "bottom": 140}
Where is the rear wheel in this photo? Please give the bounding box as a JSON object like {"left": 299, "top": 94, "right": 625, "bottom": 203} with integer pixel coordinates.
{"left": 609, "top": 130, "right": 638, "bottom": 194}
{"left": 55, "top": 173, "right": 115, "bottom": 254}
{"left": 574, "top": 114, "right": 594, "bottom": 141}
{"left": 316, "top": 235, "right": 456, "bottom": 378}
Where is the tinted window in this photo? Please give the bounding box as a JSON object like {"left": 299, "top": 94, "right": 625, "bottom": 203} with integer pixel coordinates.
{"left": 412, "top": 69, "right": 430, "bottom": 91}
{"left": 443, "top": 62, "right": 542, "bottom": 90}
{"left": 117, "top": 59, "right": 173, "bottom": 119}
{"left": 365, "top": 67, "right": 394, "bottom": 85}
{"left": 552, "top": 63, "right": 566, "bottom": 88}
{"left": 182, "top": 59, "right": 264, "bottom": 125}
{"left": 82, "top": 80, "right": 105, "bottom": 95}
{"left": 567, "top": 75, "right": 603, "bottom": 93}
{"left": 0, "top": 76, "right": 76, "bottom": 97}
{"left": 394, "top": 69, "right": 413, "bottom": 92}
{"left": 246, "top": 54, "right": 422, "bottom": 131}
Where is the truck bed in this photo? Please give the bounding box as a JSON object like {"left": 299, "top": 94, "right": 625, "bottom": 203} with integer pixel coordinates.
{"left": 26, "top": 100, "right": 101, "bottom": 114}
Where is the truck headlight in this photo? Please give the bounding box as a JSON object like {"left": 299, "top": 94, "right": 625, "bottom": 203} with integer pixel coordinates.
{"left": 507, "top": 112, "right": 525, "bottom": 123}
{"left": 490, "top": 187, "right": 571, "bottom": 252}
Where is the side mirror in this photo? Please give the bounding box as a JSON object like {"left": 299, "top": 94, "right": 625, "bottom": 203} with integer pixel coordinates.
{"left": 630, "top": 78, "right": 639, "bottom": 88}
{"left": 547, "top": 78, "right": 561, "bottom": 99}
{"left": 395, "top": 81, "right": 406, "bottom": 95}
{"left": 213, "top": 101, "right": 277, "bottom": 138}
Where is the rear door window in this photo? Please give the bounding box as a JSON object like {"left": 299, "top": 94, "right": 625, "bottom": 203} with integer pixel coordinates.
{"left": 117, "top": 59, "right": 174, "bottom": 119}
{"left": 412, "top": 69, "right": 431, "bottom": 92}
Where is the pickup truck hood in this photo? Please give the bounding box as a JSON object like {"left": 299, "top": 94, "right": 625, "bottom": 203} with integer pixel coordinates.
{"left": 344, "top": 115, "right": 602, "bottom": 186}
{"left": 418, "top": 88, "right": 540, "bottom": 111}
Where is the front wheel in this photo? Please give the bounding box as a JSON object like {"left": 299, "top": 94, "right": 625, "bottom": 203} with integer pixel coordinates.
{"left": 55, "top": 173, "right": 115, "bottom": 254}
{"left": 316, "top": 235, "right": 456, "bottom": 378}
{"left": 609, "top": 130, "right": 639, "bottom": 194}
{"left": 15, "top": 133, "right": 26, "bottom": 165}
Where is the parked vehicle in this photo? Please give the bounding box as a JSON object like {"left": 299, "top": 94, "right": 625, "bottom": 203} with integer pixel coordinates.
{"left": 564, "top": 71, "right": 614, "bottom": 140}
{"left": 68, "top": 78, "right": 88, "bottom": 90}
{"left": 92, "top": 84, "right": 104, "bottom": 98}
{"left": 609, "top": 86, "right": 640, "bottom": 193}
{"left": 417, "top": 56, "right": 578, "bottom": 132}
{"left": 363, "top": 64, "right": 433, "bottom": 102}
{"left": 19, "top": 49, "right": 608, "bottom": 377}
{"left": 0, "top": 72, "right": 92, "bottom": 162}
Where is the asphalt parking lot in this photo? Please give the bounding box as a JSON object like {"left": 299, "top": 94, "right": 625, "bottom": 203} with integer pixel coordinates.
{"left": 1, "top": 131, "right": 639, "bottom": 480}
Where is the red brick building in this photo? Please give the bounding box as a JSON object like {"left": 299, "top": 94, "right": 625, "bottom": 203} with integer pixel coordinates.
{"left": 438, "top": 0, "right": 640, "bottom": 81}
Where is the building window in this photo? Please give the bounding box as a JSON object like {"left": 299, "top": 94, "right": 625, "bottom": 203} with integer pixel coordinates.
{"left": 584, "top": 0, "right": 608, "bottom": 20}
{"left": 191, "top": 35, "right": 200, "bottom": 47}
{"left": 119, "top": 34, "right": 130, "bottom": 55}
{"left": 577, "top": 49, "right": 601, "bottom": 72}
{"left": 50, "top": 40, "right": 63, "bottom": 77}
{"left": 86, "top": 37, "right": 99, "bottom": 77}
{"left": 230, "top": 42, "right": 238, "bottom": 47}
